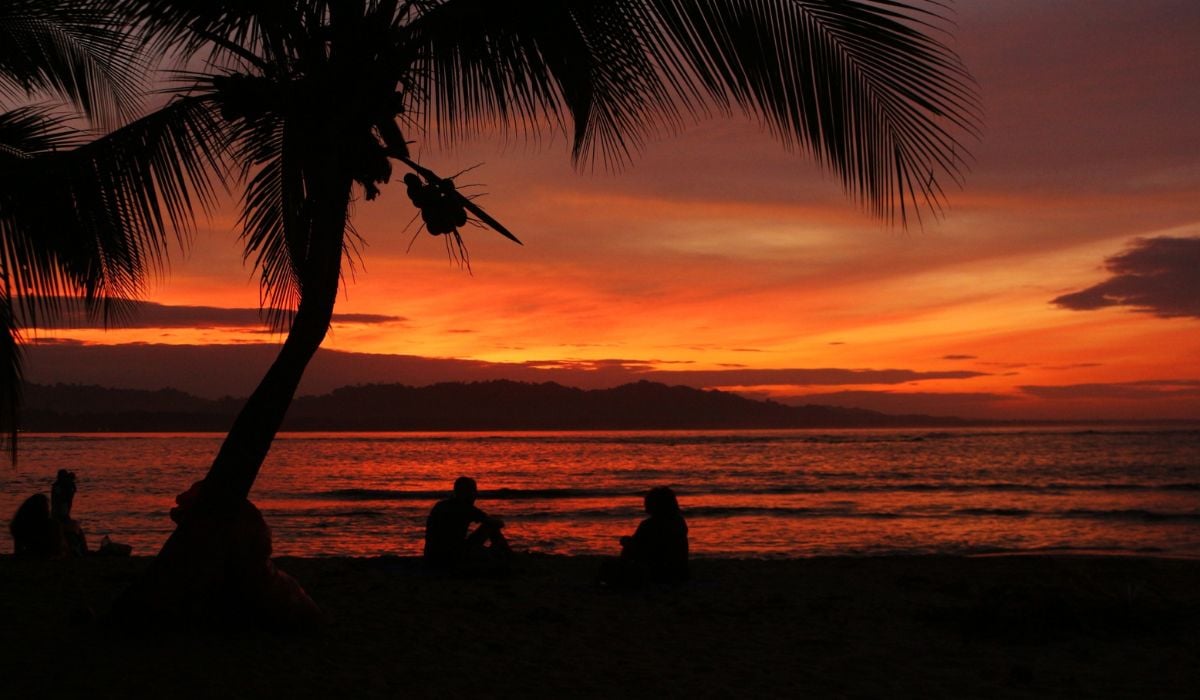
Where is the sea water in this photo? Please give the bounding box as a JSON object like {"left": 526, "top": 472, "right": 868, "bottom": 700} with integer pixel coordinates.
{"left": 2, "top": 428, "right": 1198, "bottom": 558}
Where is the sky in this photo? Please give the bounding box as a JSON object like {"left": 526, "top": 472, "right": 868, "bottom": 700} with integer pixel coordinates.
{"left": 22, "top": 0, "right": 1200, "bottom": 421}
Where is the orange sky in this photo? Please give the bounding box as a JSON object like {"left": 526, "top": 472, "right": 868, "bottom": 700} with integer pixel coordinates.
{"left": 23, "top": 1, "right": 1200, "bottom": 420}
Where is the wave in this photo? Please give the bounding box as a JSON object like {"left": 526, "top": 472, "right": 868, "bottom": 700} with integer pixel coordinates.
{"left": 680, "top": 505, "right": 1197, "bottom": 522}
{"left": 952, "top": 507, "right": 1033, "bottom": 517}
{"left": 884, "top": 482, "right": 1200, "bottom": 493}
{"left": 296, "top": 481, "right": 1200, "bottom": 502}
{"left": 510, "top": 504, "right": 1199, "bottom": 523}
{"left": 271, "top": 500, "right": 1196, "bottom": 524}
{"left": 256, "top": 427, "right": 1200, "bottom": 446}
{"left": 309, "top": 487, "right": 643, "bottom": 501}
{"left": 966, "top": 544, "right": 1171, "bottom": 557}
{"left": 683, "top": 505, "right": 903, "bottom": 519}
{"left": 264, "top": 507, "right": 390, "bottom": 519}
{"left": 1061, "top": 508, "right": 1200, "bottom": 523}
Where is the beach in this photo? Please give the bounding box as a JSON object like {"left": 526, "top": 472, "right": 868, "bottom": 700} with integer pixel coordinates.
{"left": 2, "top": 554, "right": 1196, "bottom": 698}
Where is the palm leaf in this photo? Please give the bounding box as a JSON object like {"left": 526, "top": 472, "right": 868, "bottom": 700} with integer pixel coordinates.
{"left": 0, "top": 297, "right": 21, "bottom": 463}
{"left": 1, "top": 96, "right": 227, "bottom": 326}
{"left": 231, "top": 103, "right": 306, "bottom": 329}
{"left": 406, "top": 0, "right": 979, "bottom": 223}
{"left": 0, "top": 96, "right": 228, "bottom": 453}
{"left": 88, "top": 0, "right": 304, "bottom": 69}
{"left": 403, "top": 0, "right": 679, "bottom": 167}
{"left": 0, "top": 0, "right": 148, "bottom": 128}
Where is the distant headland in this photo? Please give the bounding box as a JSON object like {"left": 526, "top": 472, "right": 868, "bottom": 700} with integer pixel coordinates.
{"left": 23, "top": 380, "right": 1197, "bottom": 432}
{"left": 22, "top": 380, "right": 979, "bottom": 432}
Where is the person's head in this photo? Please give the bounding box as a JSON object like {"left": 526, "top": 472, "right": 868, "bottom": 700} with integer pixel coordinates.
{"left": 453, "top": 476, "right": 478, "bottom": 504}
{"left": 644, "top": 486, "right": 680, "bottom": 517}
{"left": 11, "top": 494, "right": 51, "bottom": 535}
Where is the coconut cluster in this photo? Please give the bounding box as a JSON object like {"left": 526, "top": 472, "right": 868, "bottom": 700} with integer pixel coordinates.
{"left": 403, "top": 173, "right": 468, "bottom": 236}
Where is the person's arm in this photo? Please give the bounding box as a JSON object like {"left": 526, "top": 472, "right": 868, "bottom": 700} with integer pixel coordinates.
{"left": 623, "top": 519, "right": 651, "bottom": 556}
{"left": 472, "top": 505, "right": 504, "bottom": 528}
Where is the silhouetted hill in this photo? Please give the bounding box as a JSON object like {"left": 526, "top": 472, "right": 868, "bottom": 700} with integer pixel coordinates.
{"left": 22, "top": 383, "right": 243, "bottom": 431}
{"left": 21, "top": 380, "right": 967, "bottom": 432}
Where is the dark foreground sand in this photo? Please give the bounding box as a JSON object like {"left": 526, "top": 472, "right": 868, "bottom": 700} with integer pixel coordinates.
{"left": 1, "top": 554, "right": 1197, "bottom": 698}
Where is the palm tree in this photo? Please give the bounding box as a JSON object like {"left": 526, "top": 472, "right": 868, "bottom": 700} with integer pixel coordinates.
{"left": 96, "top": 0, "right": 979, "bottom": 624}
{"left": 0, "top": 1, "right": 218, "bottom": 460}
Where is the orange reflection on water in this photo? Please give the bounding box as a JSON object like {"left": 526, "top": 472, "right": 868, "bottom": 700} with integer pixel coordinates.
{"left": 3, "top": 430, "right": 1198, "bottom": 558}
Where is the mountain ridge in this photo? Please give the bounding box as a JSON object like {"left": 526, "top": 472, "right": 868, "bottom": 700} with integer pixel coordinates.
{"left": 21, "top": 380, "right": 969, "bottom": 431}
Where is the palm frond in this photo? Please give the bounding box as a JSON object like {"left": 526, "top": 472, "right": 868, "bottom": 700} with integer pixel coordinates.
{"left": 0, "top": 295, "right": 21, "bottom": 463}
{"left": 0, "top": 104, "right": 80, "bottom": 154}
{"left": 0, "top": 95, "right": 228, "bottom": 330}
{"left": 0, "top": 0, "right": 149, "bottom": 128}
{"left": 233, "top": 107, "right": 305, "bottom": 330}
{"left": 405, "top": 0, "right": 681, "bottom": 169}
{"left": 88, "top": 0, "right": 304, "bottom": 71}
{"left": 406, "top": 0, "right": 979, "bottom": 223}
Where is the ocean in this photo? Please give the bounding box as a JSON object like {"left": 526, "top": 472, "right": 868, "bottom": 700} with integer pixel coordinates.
{"left": 2, "top": 428, "right": 1198, "bottom": 558}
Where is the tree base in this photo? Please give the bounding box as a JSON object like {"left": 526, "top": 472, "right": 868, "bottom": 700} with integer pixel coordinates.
{"left": 112, "top": 481, "right": 324, "bottom": 632}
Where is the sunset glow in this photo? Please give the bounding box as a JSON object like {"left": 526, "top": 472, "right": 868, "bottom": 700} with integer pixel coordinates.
{"left": 22, "top": 0, "right": 1200, "bottom": 422}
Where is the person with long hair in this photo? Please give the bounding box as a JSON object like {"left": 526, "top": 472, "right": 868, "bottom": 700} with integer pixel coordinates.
{"left": 601, "top": 486, "right": 689, "bottom": 586}
{"left": 9, "top": 494, "right": 64, "bottom": 558}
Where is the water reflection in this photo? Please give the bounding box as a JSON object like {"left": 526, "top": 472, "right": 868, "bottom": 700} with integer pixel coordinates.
{"left": 2, "top": 429, "right": 1197, "bottom": 558}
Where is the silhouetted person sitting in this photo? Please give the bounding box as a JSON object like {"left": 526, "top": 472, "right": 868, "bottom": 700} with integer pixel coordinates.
{"left": 51, "top": 469, "right": 87, "bottom": 556}
{"left": 9, "top": 494, "right": 65, "bottom": 559}
{"left": 600, "top": 486, "right": 689, "bottom": 587}
{"left": 424, "top": 476, "right": 511, "bottom": 575}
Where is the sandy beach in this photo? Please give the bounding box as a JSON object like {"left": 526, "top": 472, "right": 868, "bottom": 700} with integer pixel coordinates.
{"left": 1, "top": 554, "right": 1196, "bottom": 698}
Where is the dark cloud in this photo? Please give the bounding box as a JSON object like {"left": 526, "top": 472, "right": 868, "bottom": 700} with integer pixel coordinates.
{"left": 774, "top": 390, "right": 1017, "bottom": 419}
{"left": 520, "top": 358, "right": 658, "bottom": 372}
{"left": 1042, "top": 362, "right": 1103, "bottom": 370}
{"left": 516, "top": 359, "right": 986, "bottom": 386}
{"left": 330, "top": 313, "right": 407, "bottom": 324}
{"left": 1019, "top": 380, "right": 1200, "bottom": 400}
{"left": 941, "top": 354, "right": 977, "bottom": 360}
{"left": 17, "top": 298, "right": 405, "bottom": 329}
{"left": 1052, "top": 236, "right": 1200, "bottom": 318}
{"left": 28, "top": 337, "right": 86, "bottom": 346}
{"left": 666, "top": 368, "right": 985, "bottom": 386}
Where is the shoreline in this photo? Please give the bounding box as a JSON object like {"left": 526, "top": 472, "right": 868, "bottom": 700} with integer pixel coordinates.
{"left": 3, "top": 553, "right": 1197, "bottom": 697}
{"left": 16, "top": 421, "right": 1200, "bottom": 436}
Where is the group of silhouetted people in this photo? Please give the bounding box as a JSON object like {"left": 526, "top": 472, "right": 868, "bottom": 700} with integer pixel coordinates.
{"left": 10, "top": 469, "right": 87, "bottom": 558}
{"left": 423, "top": 476, "right": 689, "bottom": 586}
{"left": 12, "top": 469, "right": 687, "bottom": 586}
{"left": 9, "top": 469, "right": 130, "bottom": 559}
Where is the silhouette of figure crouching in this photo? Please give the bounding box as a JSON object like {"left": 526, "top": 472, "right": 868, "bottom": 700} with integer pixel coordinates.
{"left": 10, "top": 494, "right": 65, "bottom": 558}
{"left": 600, "top": 486, "right": 689, "bottom": 587}
{"left": 112, "top": 480, "right": 324, "bottom": 631}
{"left": 424, "top": 476, "right": 511, "bottom": 576}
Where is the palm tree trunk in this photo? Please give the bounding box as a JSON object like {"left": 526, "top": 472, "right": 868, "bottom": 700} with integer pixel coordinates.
{"left": 114, "top": 166, "right": 351, "bottom": 629}
{"left": 202, "top": 241, "right": 344, "bottom": 507}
